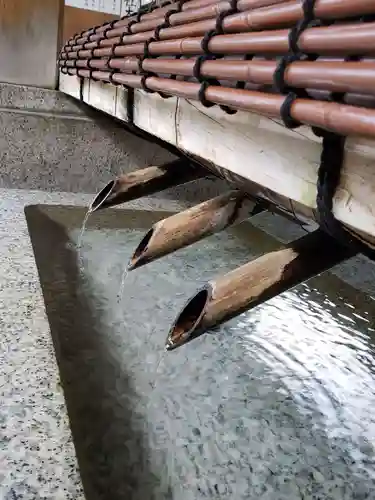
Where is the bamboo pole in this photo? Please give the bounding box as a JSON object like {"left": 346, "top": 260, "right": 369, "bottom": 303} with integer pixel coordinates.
{"left": 166, "top": 229, "right": 353, "bottom": 350}
{"left": 90, "top": 158, "right": 205, "bottom": 211}
{"left": 65, "top": 0, "right": 286, "bottom": 48}
{"left": 61, "top": 69, "right": 375, "bottom": 140}
{"left": 128, "top": 190, "right": 257, "bottom": 270}
{"left": 62, "top": 21, "right": 375, "bottom": 60}
{"left": 62, "top": 0, "right": 375, "bottom": 53}
{"left": 67, "top": 57, "right": 375, "bottom": 97}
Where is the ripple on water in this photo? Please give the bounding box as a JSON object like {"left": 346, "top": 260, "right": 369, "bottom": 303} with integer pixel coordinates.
{"left": 69, "top": 222, "right": 375, "bottom": 499}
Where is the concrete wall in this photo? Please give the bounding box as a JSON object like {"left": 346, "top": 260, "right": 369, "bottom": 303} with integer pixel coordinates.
{"left": 0, "top": 0, "right": 149, "bottom": 88}
{"left": 0, "top": 82, "right": 227, "bottom": 201}
{"left": 0, "top": 0, "right": 63, "bottom": 88}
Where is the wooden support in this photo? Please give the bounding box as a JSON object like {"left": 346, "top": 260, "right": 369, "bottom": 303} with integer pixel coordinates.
{"left": 90, "top": 158, "right": 205, "bottom": 211}
{"left": 166, "top": 230, "right": 354, "bottom": 350}
{"left": 128, "top": 191, "right": 256, "bottom": 270}
{"left": 58, "top": 76, "right": 375, "bottom": 248}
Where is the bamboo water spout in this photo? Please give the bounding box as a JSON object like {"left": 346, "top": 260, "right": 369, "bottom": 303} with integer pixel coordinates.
{"left": 90, "top": 159, "right": 205, "bottom": 211}
{"left": 128, "top": 191, "right": 257, "bottom": 271}
{"left": 165, "top": 230, "right": 354, "bottom": 351}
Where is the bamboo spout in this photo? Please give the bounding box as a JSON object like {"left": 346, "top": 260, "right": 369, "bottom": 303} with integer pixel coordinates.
{"left": 128, "top": 191, "right": 256, "bottom": 271}
{"left": 166, "top": 230, "right": 354, "bottom": 351}
{"left": 90, "top": 158, "right": 205, "bottom": 211}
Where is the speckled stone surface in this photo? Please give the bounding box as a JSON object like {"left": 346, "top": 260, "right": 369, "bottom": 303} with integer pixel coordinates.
{"left": 1, "top": 82, "right": 375, "bottom": 499}
{"left": 0, "top": 112, "right": 173, "bottom": 193}
{"left": 0, "top": 112, "right": 228, "bottom": 199}
{"left": 0, "top": 82, "right": 87, "bottom": 115}
{"left": 0, "top": 83, "right": 228, "bottom": 198}
{"left": 0, "top": 189, "right": 189, "bottom": 500}
{"left": 2, "top": 188, "right": 375, "bottom": 499}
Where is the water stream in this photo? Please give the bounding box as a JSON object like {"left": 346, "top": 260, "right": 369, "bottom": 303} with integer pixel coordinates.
{"left": 76, "top": 207, "right": 92, "bottom": 270}
{"left": 117, "top": 268, "right": 129, "bottom": 304}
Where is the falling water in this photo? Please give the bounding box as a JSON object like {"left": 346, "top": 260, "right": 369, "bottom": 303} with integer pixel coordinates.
{"left": 146, "top": 347, "right": 172, "bottom": 491}
{"left": 149, "top": 349, "right": 167, "bottom": 390}
{"left": 76, "top": 207, "right": 92, "bottom": 270}
{"left": 117, "top": 267, "right": 129, "bottom": 304}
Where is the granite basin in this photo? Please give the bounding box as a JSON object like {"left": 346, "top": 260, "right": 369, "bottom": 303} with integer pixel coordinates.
{"left": 25, "top": 204, "right": 375, "bottom": 500}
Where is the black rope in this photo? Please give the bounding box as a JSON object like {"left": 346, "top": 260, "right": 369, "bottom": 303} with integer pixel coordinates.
{"left": 274, "top": 54, "right": 302, "bottom": 95}
{"left": 315, "top": 130, "right": 375, "bottom": 260}
{"left": 270, "top": 0, "right": 374, "bottom": 256}
{"left": 191, "top": 0, "right": 238, "bottom": 111}
{"left": 107, "top": 39, "right": 124, "bottom": 85}
{"left": 108, "top": 70, "right": 120, "bottom": 87}
{"left": 102, "top": 20, "right": 118, "bottom": 39}
{"left": 307, "top": 19, "right": 375, "bottom": 258}
{"left": 139, "top": 38, "right": 157, "bottom": 94}
{"left": 125, "top": 20, "right": 137, "bottom": 35}
{"left": 197, "top": 80, "right": 215, "bottom": 108}
{"left": 79, "top": 74, "right": 84, "bottom": 101}
{"left": 154, "top": 7, "right": 181, "bottom": 41}
{"left": 193, "top": 55, "right": 215, "bottom": 108}
{"left": 85, "top": 50, "right": 100, "bottom": 82}
{"left": 273, "top": 0, "right": 318, "bottom": 129}
{"left": 280, "top": 93, "right": 300, "bottom": 129}
{"left": 151, "top": 1, "right": 184, "bottom": 98}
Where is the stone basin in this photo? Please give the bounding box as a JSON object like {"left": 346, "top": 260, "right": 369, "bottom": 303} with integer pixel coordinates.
{"left": 25, "top": 204, "right": 375, "bottom": 500}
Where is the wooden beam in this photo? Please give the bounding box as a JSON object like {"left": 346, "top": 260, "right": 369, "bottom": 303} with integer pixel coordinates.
{"left": 58, "top": 73, "right": 375, "bottom": 247}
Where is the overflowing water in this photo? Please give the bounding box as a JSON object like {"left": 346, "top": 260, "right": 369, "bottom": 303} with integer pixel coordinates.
{"left": 40, "top": 209, "right": 375, "bottom": 499}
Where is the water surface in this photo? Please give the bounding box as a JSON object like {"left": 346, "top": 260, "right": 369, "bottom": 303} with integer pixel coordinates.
{"left": 29, "top": 207, "right": 375, "bottom": 500}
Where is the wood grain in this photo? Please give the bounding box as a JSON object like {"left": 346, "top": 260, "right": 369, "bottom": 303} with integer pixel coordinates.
{"left": 129, "top": 191, "right": 255, "bottom": 270}
{"left": 91, "top": 159, "right": 205, "bottom": 211}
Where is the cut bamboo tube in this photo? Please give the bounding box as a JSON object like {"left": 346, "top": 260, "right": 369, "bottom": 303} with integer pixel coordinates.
{"left": 90, "top": 158, "right": 205, "bottom": 211}
{"left": 166, "top": 230, "right": 353, "bottom": 350}
{"left": 128, "top": 190, "right": 256, "bottom": 270}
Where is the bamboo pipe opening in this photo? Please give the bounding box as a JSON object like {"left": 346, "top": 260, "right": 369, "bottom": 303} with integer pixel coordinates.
{"left": 165, "top": 229, "right": 354, "bottom": 351}
{"left": 127, "top": 191, "right": 252, "bottom": 271}
{"left": 129, "top": 228, "right": 154, "bottom": 269}
{"left": 166, "top": 288, "right": 210, "bottom": 350}
{"left": 90, "top": 180, "right": 116, "bottom": 211}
